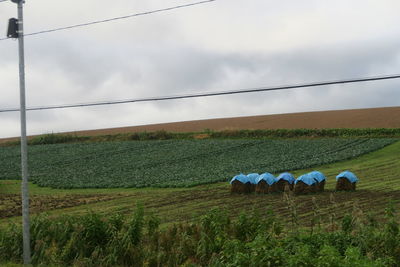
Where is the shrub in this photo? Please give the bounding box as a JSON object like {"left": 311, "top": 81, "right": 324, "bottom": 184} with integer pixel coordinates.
{"left": 1, "top": 204, "right": 399, "bottom": 266}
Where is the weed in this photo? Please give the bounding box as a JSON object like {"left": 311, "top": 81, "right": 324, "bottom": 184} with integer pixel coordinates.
{"left": 1, "top": 203, "right": 399, "bottom": 266}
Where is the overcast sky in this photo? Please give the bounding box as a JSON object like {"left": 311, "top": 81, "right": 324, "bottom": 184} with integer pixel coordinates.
{"left": 0, "top": 0, "right": 399, "bottom": 138}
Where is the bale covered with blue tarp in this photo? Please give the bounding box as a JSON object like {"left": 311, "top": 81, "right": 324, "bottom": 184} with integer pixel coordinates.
{"left": 276, "top": 172, "right": 295, "bottom": 191}
{"left": 308, "top": 171, "right": 326, "bottom": 192}
{"left": 336, "top": 171, "right": 358, "bottom": 191}
{"left": 255, "top": 173, "right": 277, "bottom": 194}
{"left": 247, "top": 173, "right": 259, "bottom": 192}
{"left": 230, "top": 173, "right": 252, "bottom": 194}
{"left": 294, "top": 174, "right": 317, "bottom": 194}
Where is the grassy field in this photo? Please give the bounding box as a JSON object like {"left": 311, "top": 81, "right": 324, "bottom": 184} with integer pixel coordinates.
{"left": 1, "top": 140, "right": 399, "bottom": 228}
{"left": 1, "top": 137, "right": 400, "bottom": 266}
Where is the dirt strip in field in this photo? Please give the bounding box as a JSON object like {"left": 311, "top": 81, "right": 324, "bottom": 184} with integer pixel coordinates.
{"left": 0, "top": 193, "right": 128, "bottom": 218}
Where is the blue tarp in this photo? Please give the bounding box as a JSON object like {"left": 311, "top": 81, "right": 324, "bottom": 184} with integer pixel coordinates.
{"left": 308, "top": 171, "right": 326, "bottom": 183}
{"left": 247, "top": 173, "right": 260, "bottom": 184}
{"left": 276, "top": 172, "right": 295, "bottom": 184}
{"left": 257, "top": 173, "right": 276, "bottom": 185}
{"left": 336, "top": 171, "right": 359, "bottom": 183}
{"left": 295, "top": 174, "right": 317, "bottom": 186}
{"left": 230, "top": 173, "right": 249, "bottom": 184}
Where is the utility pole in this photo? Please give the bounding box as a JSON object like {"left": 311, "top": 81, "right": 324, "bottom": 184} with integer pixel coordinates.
{"left": 8, "top": 0, "right": 31, "bottom": 265}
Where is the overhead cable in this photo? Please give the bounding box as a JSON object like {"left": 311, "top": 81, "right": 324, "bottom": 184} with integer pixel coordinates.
{"left": 1, "top": 73, "right": 399, "bottom": 113}
{"left": 0, "top": 0, "right": 216, "bottom": 41}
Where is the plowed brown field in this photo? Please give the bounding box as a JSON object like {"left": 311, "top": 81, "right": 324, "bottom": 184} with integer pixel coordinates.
{"left": 1, "top": 107, "right": 399, "bottom": 143}
{"left": 54, "top": 106, "right": 400, "bottom": 136}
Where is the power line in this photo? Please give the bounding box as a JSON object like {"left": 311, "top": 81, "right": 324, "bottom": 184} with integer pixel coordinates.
{"left": 0, "top": 0, "right": 216, "bottom": 41}
{"left": 1, "top": 73, "right": 399, "bottom": 113}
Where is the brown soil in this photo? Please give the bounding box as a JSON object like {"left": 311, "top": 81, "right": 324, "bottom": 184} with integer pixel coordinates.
{"left": 1, "top": 106, "right": 399, "bottom": 142}
{"left": 49, "top": 106, "right": 400, "bottom": 134}
{"left": 0, "top": 194, "right": 127, "bottom": 218}
{"left": 139, "top": 186, "right": 400, "bottom": 226}
{"left": 2, "top": 185, "right": 399, "bottom": 227}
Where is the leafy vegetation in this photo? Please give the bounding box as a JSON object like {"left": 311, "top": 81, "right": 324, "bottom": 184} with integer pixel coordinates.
{"left": 1, "top": 202, "right": 399, "bottom": 267}
{"left": 0, "top": 138, "right": 396, "bottom": 188}
{"left": 3, "top": 141, "right": 400, "bottom": 231}
{"left": 1, "top": 140, "right": 400, "bottom": 266}
{"left": 208, "top": 128, "right": 400, "bottom": 139}
{"left": 2, "top": 128, "right": 400, "bottom": 147}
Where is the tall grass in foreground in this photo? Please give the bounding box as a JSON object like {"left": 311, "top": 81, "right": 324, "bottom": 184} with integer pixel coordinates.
{"left": 0, "top": 202, "right": 399, "bottom": 267}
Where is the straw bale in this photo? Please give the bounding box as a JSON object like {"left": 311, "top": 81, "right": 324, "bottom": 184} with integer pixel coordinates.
{"left": 316, "top": 180, "right": 326, "bottom": 192}
{"left": 255, "top": 180, "right": 269, "bottom": 194}
{"left": 335, "top": 178, "right": 356, "bottom": 191}
{"left": 230, "top": 180, "right": 241, "bottom": 193}
{"left": 276, "top": 180, "right": 293, "bottom": 192}
{"left": 250, "top": 184, "right": 256, "bottom": 193}
{"left": 294, "top": 181, "right": 317, "bottom": 195}
{"left": 268, "top": 182, "right": 279, "bottom": 193}
{"left": 245, "top": 182, "right": 253, "bottom": 193}
{"left": 230, "top": 180, "right": 253, "bottom": 194}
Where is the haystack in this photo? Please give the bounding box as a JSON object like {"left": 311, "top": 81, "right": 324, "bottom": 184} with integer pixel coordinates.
{"left": 250, "top": 184, "right": 256, "bottom": 192}
{"left": 308, "top": 171, "right": 326, "bottom": 192}
{"left": 244, "top": 182, "right": 253, "bottom": 193}
{"left": 230, "top": 174, "right": 252, "bottom": 194}
{"left": 255, "top": 180, "right": 269, "bottom": 194}
{"left": 335, "top": 171, "right": 358, "bottom": 191}
{"left": 276, "top": 179, "right": 293, "bottom": 192}
{"left": 294, "top": 180, "right": 317, "bottom": 194}
{"left": 335, "top": 178, "right": 356, "bottom": 191}
{"left": 276, "top": 172, "right": 295, "bottom": 192}
{"left": 317, "top": 180, "right": 326, "bottom": 192}
{"left": 255, "top": 180, "right": 278, "bottom": 193}
{"left": 255, "top": 173, "right": 277, "bottom": 194}
{"left": 268, "top": 182, "right": 278, "bottom": 193}
{"left": 247, "top": 173, "right": 259, "bottom": 193}
{"left": 294, "top": 174, "right": 317, "bottom": 195}
{"left": 231, "top": 180, "right": 247, "bottom": 194}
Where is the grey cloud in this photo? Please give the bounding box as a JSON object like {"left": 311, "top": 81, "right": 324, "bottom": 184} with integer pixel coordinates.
{"left": 1, "top": 0, "right": 400, "bottom": 138}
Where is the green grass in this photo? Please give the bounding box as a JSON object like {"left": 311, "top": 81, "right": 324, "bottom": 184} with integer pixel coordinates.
{"left": 0, "top": 138, "right": 396, "bottom": 188}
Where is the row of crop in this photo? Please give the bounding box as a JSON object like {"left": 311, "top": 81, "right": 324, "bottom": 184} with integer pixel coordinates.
{"left": 2, "top": 128, "right": 400, "bottom": 147}
{"left": 0, "top": 139, "right": 394, "bottom": 187}
{"left": 1, "top": 204, "right": 399, "bottom": 266}
{"left": 0, "top": 138, "right": 396, "bottom": 188}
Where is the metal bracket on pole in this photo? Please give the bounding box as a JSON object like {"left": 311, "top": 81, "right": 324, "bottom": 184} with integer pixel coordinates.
{"left": 7, "top": 18, "right": 19, "bottom": 38}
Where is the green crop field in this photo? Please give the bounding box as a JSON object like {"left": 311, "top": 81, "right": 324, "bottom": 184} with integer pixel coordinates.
{"left": 1, "top": 140, "right": 400, "bottom": 266}
{"left": 1, "top": 138, "right": 400, "bottom": 266}
{"left": 0, "top": 138, "right": 396, "bottom": 189}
